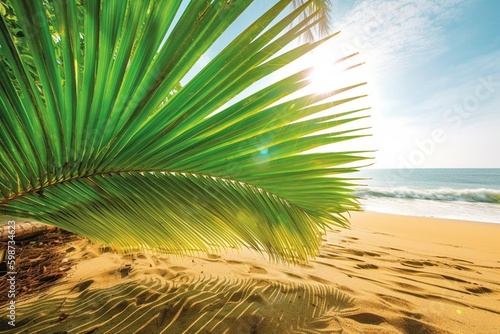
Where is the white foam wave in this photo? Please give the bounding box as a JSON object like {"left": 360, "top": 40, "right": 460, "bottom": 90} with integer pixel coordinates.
{"left": 356, "top": 187, "right": 500, "bottom": 204}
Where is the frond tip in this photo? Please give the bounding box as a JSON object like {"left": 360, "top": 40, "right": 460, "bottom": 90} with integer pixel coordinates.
{"left": 292, "top": 0, "right": 333, "bottom": 40}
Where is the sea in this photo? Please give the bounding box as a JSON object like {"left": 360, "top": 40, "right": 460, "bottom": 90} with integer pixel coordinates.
{"left": 354, "top": 168, "right": 500, "bottom": 224}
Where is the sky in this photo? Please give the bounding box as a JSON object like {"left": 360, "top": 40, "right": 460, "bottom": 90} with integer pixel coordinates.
{"left": 325, "top": 0, "right": 500, "bottom": 168}
{"left": 182, "top": 0, "right": 500, "bottom": 169}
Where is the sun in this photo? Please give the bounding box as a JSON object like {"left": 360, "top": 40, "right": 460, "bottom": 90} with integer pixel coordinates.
{"left": 305, "top": 45, "right": 370, "bottom": 99}
{"left": 307, "top": 50, "right": 346, "bottom": 94}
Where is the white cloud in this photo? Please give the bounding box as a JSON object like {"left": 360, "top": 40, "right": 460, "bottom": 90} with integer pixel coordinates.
{"left": 333, "top": 0, "right": 471, "bottom": 73}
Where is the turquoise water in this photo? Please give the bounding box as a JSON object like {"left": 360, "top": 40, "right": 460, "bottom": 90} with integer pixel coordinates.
{"left": 354, "top": 169, "right": 500, "bottom": 223}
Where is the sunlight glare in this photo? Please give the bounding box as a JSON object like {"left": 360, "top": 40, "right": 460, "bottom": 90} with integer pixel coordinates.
{"left": 307, "top": 51, "right": 344, "bottom": 94}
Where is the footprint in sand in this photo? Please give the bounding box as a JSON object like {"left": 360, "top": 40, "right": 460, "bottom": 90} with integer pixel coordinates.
{"left": 356, "top": 263, "right": 379, "bottom": 270}
{"left": 249, "top": 266, "right": 267, "bottom": 274}
{"left": 401, "top": 311, "right": 424, "bottom": 319}
{"left": 453, "top": 265, "right": 473, "bottom": 271}
{"left": 169, "top": 266, "right": 189, "bottom": 272}
{"left": 441, "top": 274, "right": 469, "bottom": 283}
{"left": 345, "top": 249, "right": 365, "bottom": 257}
{"left": 346, "top": 249, "right": 384, "bottom": 257}
{"left": 307, "top": 275, "right": 332, "bottom": 284}
{"left": 346, "top": 312, "right": 386, "bottom": 325}
{"left": 466, "top": 286, "right": 493, "bottom": 294}
{"left": 400, "top": 260, "right": 435, "bottom": 268}
{"left": 402, "top": 317, "right": 440, "bottom": 334}
{"left": 365, "top": 251, "right": 384, "bottom": 257}
{"left": 284, "top": 272, "right": 304, "bottom": 280}
{"left": 380, "top": 246, "right": 403, "bottom": 252}
{"left": 70, "top": 279, "right": 94, "bottom": 293}
{"left": 435, "top": 256, "right": 474, "bottom": 264}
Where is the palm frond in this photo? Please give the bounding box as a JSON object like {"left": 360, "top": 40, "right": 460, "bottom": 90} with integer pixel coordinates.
{"left": 0, "top": 0, "right": 370, "bottom": 263}
{"left": 292, "top": 0, "right": 333, "bottom": 40}
{"left": 1, "top": 170, "right": 365, "bottom": 261}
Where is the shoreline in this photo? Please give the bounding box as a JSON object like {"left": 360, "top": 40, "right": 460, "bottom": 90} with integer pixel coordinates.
{"left": 358, "top": 199, "right": 500, "bottom": 225}
{"left": 360, "top": 209, "right": 500, "bottom": 225}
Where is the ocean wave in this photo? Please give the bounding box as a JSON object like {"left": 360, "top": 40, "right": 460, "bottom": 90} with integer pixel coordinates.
{"left": 356, "top": 187, "right": 500, "bottom": 204}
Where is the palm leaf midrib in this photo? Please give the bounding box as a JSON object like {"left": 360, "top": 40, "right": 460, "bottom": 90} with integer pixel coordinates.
{"left": 1, "top": 168, "right": 298, "bottom": 209}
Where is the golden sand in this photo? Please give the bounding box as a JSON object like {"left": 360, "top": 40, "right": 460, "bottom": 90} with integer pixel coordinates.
{"left": 2, "top": 211, "right": 499, "bottom": 333}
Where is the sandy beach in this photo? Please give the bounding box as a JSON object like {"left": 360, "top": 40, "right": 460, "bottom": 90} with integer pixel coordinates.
{"left": 2, "top": 211, "right": 499, "bottom": 333}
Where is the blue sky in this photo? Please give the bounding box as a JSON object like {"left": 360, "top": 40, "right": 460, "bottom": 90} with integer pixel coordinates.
{"left": 182, "top": 0, "right": 500, "bottom": 168}
{"left": 327, "top": 0, "right": 500, "bottom": 168}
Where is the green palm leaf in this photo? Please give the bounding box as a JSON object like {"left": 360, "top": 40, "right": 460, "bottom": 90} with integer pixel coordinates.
{"left": 0, "top": 0, "right": 370, "bottom": 263}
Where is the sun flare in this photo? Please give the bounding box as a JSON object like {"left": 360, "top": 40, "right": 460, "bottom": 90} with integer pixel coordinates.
{"left": 307, "top": 50, "right": 367, "bottom": 94}
{"left": 305, "top": 46, "right": 376, "bottom": 115}
{"left": 307, "top": 53, "right": 345, "bottom": 94}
